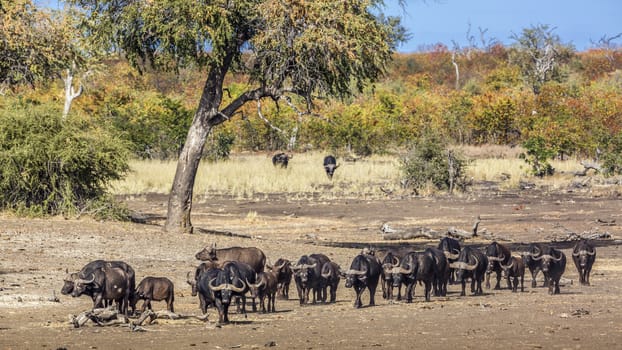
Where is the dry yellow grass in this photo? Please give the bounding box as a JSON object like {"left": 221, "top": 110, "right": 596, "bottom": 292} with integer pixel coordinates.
{"left": 110, "top": 151, "right": 590, "bottom": 198}
{"left": 110, "top": 153, "right": 400, "bottom": 199}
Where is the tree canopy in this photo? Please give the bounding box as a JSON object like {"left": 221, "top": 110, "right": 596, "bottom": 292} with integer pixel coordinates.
{"left": 68, "top": 0, "right": 406, "bottom": 233}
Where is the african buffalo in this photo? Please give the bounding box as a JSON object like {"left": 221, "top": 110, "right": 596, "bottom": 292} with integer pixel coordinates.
{"left": 248, "top": 271, "right": 278, "bottom": 313}
{"left": 425, "top": 247, "right": 450, "bottom": 297}
{"left": 292, "top": 254, "right": 330, "bottom": 304}
{"left": 71, "top": 262, "right": 133, "bottom": 315}
{"left": 64, "top": 260, "right": 136, "bottom": 313}
{"left": 500, "top": 256, "right": 525, "bottom": 292}
{"left": 451, "top": 246, "right": 488, "bottom": 296}
{"left": 272, "top": 152, "right": 290, "bottom": 168}
{"left": 192, "top": 265, "right": 221, "bottom": 314}
{"left": 371, "top": 247, "right": 413, "bottom": 300}
{"left": 195, "top": 243, "right": 266, "bottom": 273}
{"left": 572, "top": 239, "right": 596, "bottom": 286}
{"left": 208, "top": 261, "right": 256, "bottom": 323}
{"left": 521, "top": 243, "right": 551, "bottom": 288}
{"left": 133, "top": 276, "right": 175, "bottom": 313}
{"left": 438, "top": 237, "right": 461, "bottom": 283}
{"left": 392, "top": 251, "right": 435, "bottom": 302}
{"left": 323, "top": 155, "right": 339, "bottom": 180}
{"left": 531, "top": 246, "right": 566, "bottom": 295}
{"left": 320, "top": 261, "right": 341, "bottom": 303}
{"left": 485, "top": 242, "right": 512, "bottom": 290}
{"left": 343, "top": 254, "right": 381, "bottom": 308}
{"left": 267, "top": 258, "right": 293, "bottom": 299}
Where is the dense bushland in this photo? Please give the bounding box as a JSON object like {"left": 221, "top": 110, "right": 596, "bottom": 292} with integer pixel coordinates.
{"left": 0, "top": 102, "right": 130, "bottom": 218}
{"left": 4, "top": 46, "right": 622, "bottom": 187}
{"left": 13, "top": 46, "right": 618, "bottom": 161}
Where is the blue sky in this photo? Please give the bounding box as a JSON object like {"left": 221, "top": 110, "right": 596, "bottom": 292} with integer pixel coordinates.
{"left": 384, "top": 0, "right": 622, "bottom": 52}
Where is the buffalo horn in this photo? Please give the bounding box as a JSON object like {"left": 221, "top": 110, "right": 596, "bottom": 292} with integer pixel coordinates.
{"left": 75, "top": 273, "right": 95, "bottom": 284}
{"left": 573, "top": 249, "right": 596, "bottom": 257}
{"left": 500, "top": 259, "right": 514, "bottom": 270}
{"left": 443, "top": 250, "right": 460, "bottom": 260}
{"left": 399, "top": 264, "right": 414, "bottom": 274}
{"left": 247, "top": 276, "right": 264, "bottom": 289}
{"left": 346, "top": 267, "right": 367, "bottom": 276}
{"left": 208, "top": 278, "right": 226, "bottom": 291}
{"left": 230, "top": 278, "right": 247, "bottom": 293}
{"left": 464, "top": 256, "right": 479, "bottom": 271}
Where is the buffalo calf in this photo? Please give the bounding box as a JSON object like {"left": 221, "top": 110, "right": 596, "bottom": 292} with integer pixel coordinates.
{"left": 500, "top": 256, "right": 525, "bottom": 292}
{"left": 134, "top": 276, "right": 175, "bottom": 313}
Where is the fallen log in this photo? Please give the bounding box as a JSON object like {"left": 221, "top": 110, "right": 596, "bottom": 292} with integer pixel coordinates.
{"left": 575, "top": 161, "right": 602, "bottom": 176}
{"left": 71, "top": 306, "right": 127, "bottom": 328}
{"left": 549, "top": 231, "right": 612, "bottom": 242}
{"left": 71, "top": 307, "right": 210, "bottom": 328}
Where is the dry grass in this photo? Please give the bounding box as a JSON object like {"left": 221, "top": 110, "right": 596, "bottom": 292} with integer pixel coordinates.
{"left": 110, "top": 153, "right": 400, "bottom": 199}
{"left": 110, "top": 150, "right": 592, "bottom": 198}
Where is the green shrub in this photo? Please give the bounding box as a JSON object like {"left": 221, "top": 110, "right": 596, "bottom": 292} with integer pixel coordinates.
{"left": 0, "top": 103, "right": 130, "bottom": 218}
{"left": 400, "top": 131, "right": 468, "bottom": 194}
{"left": 204, "top": 129, "right": 235, "bottom": 162}
{"left": 601, "top": 133, "right": 622, "bottom": 176}
{"left": 520, "top": 136, "right": 556, "bottom": 177}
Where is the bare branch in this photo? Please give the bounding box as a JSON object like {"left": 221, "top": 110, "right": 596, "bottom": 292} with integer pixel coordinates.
{"left": 256, "top": 99, "right": 285, "bottom": 134}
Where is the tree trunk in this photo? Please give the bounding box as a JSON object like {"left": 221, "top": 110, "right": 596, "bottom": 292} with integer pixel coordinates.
{"left": 165, "top": 58, "right": 231, "bottom": 233}
{"left": 164, "top": 120, "right": 212, "bottom": 234}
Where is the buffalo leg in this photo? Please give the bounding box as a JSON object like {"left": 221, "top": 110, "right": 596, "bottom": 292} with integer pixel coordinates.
{"left": 424, "top": 281, "right": 432, "bottom": 302}
{"left": 494, "top": 270, "right": 502, "bottom": 290}
{"left": 460, "top": 279, "right": 467, "bottom": 296}
{"left": 353, "top": 285, "right": 363, "bottom": 308}
{"left": 368, "top": 284, "right": 377, "bottom": 307}
{"left": 530, "top": 267, "right": 538, "bottom": 288}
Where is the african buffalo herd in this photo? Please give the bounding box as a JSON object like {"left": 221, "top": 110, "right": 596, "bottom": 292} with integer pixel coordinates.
{"left": 61, "top": 239, "right": 597, "bottom": 325}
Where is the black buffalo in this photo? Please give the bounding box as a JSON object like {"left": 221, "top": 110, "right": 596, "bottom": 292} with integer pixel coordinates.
{"left": 320, "top": 261, "right": 341, "bottom": 303}
{"left": 451, "top": 246, "right": 488, "bottom": 296}
{"left": 425, "top": 247, "right": 450, "bottom": 297}
{"left": 267, "top": 258, "right": 293, "bottom": 299}
{"left": 63, "top": 260, "right": 136, "bottom": 314}
{"left": 521, "top": 243, "right": 551, "bottom": 288}
{"left": 248, "top": 271, "right": 278, "bottom": 313}
{"left": 372, "top": 247, "right": 413, "bottom": 300}
{"left": 195, "top": 243, "right": 266, "bottom": 273}
{"left": 572, "top": 239, "right": 596, "bottom": 286}
{"left": 71, "top": 262, "right": 134, "bottom": 315}
{"left": 343, "top": 254, "right": 381, "bottom": 308}
{"left": 208, "top": 261, "right": 256, "bottom": 323}
{"left": 500, "top": 256, "right": 525, "bottom": 292}
{"left": 323, "top": 155, "right": 339, "bottom": 180}
{"left": 531, "top": 246, "right": 566, "bottom": 294}
{"left": 391, "top": 251, "right": 436, "bottom": 302}
{"left": 272, "top": 152, "right": 290, "bottom": 168}
{"left": 292, "top": 254, "right": 330, "bottom": 304}
{"left": 133, "top": 276, "right": 175, "bottom": 312}
{"left": 438, "top": 237, "right": 461, "bottom": 283}
{"left": 485, "top": 242, "right": 512, "bottom": 290}
{"left": 192, "top": 265, "right": 221, "bottom": 315}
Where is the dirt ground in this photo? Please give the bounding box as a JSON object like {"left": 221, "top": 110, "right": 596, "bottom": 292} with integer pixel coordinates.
{"left": 2, "top": 189, "right": 622, "bottom": 350}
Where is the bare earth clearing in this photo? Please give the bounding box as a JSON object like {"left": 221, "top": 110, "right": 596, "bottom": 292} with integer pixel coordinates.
{"left": 2, "top": 190, "right": 622, "bottom": 349}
